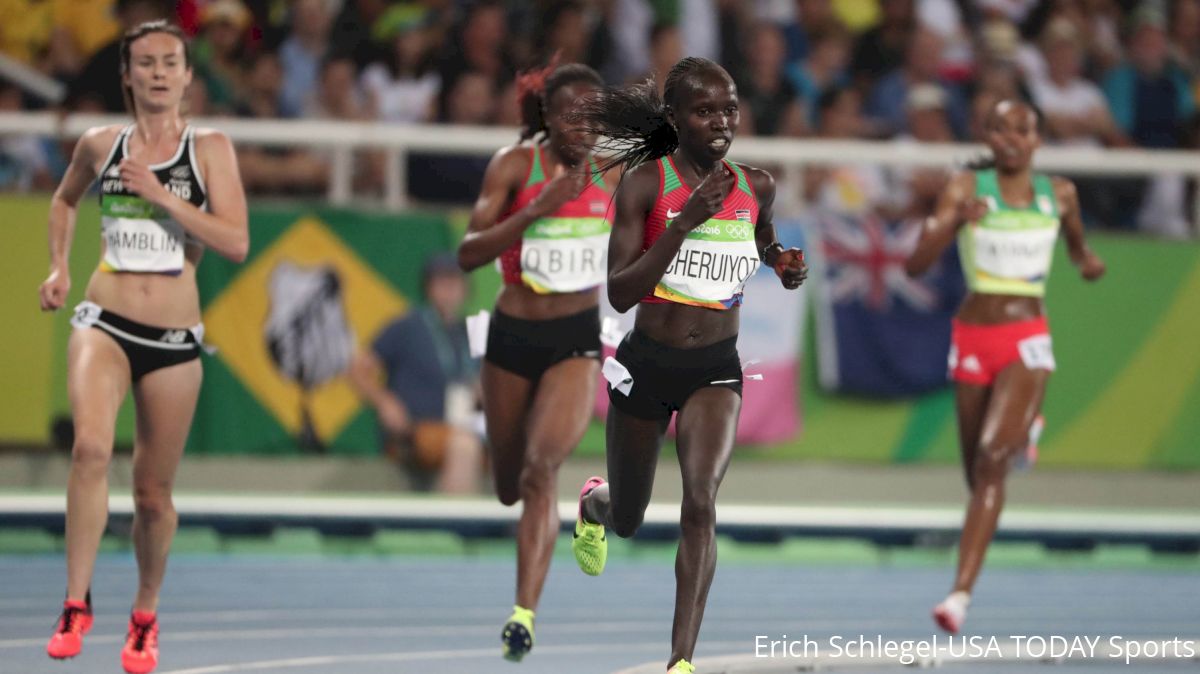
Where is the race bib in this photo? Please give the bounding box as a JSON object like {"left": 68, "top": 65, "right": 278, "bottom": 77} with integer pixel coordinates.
{"left": 654, "top": 218, "right": 760, "bottom": 309}
{"left": 971, "top": 225, "right": 1057, "bottom": 281}
{"left": 1017, "top": 333, "right": 1056, "bottom": 371}
{"left": 100, "top": 196, "right": 187, "bottom": 273}
{"left": 520, "top": 217, "right": 609, "bottom": 293}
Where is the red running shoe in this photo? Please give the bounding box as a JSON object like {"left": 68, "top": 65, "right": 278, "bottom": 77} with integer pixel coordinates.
{"left": 121, "top": 610, "right": 159, "bottom": 674}
{"left": 46, "top": 594, "right": 94, "bottom": 659}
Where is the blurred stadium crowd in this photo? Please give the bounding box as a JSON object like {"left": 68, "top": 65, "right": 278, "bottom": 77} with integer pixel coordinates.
{"left": 1, "top": 0, "right": 1198, "bottom": 230}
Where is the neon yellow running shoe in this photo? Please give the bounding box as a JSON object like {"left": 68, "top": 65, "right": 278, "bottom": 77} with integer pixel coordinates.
{"left": 501, "top": 605, "right": 534, "bottom": 662}
{"left": 572, "top": 476, "right": 608, "bottom": 576}
{"left": 668, "top": 659, "right": 695, "bottom": 674}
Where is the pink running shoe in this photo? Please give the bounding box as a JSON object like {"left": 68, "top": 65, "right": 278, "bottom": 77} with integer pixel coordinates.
{"left": 46, "top": 595, "right": 93, "bottom": 660}
{"left": 121, "top": 610, "right": 159, "bottom": 674}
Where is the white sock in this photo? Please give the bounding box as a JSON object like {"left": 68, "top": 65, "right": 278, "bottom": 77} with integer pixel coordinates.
{"left": 943, "top": 590, "right": 971, "bottom": 614}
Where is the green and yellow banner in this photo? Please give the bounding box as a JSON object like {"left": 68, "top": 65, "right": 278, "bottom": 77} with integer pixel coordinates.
{"left": 6, "top": 195, "right": 1199, "bottom": 469}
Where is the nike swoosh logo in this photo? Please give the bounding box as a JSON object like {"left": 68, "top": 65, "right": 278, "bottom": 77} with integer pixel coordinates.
{"left": 666, "top": 209, "right": 681, "bottom": 219}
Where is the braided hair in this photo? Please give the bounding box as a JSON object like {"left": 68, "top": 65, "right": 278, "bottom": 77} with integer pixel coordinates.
{"left": 567, "top": 57, "right": 731, "bottom": 172}
{"left": 515, "top": 57, "right": 604, "bottom": 142}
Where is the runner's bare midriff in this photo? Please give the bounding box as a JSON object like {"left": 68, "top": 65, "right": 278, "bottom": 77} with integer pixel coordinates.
{"left": 634, "top": 301, "right": 739, "bottom": 349}
{"left": 957, "top": 292, "right": 1044, "bottom": 325}
{"left": 85, "top": 243, "right": 204, "bottom": 327}
{"left": 493, "top": 282, "right": 599, "bottom": 321}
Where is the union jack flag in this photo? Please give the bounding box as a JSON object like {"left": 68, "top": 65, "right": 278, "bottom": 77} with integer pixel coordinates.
{"left": 818, "top": 212, "right": 937, "bottom": 312}
{"left": 810, "top": 211, "right": 964, "bottom": 396}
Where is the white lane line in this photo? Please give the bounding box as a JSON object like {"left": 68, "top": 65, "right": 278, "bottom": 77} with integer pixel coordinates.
{"left": 155, "top": 640, "right": 752, "bottom": 674}
{"left": 5, "top": 494, "right": 1196, "bottom": 535}
{"left": 0, "top": 616, "right": 954, "bottom": 650}
{"left": 0, "top": 620, "right": 672, "bottom": 650}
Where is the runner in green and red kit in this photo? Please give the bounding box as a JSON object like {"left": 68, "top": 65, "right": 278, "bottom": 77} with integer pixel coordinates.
{"left": 906, "top": 100, "right": 1105, "bottom": 633}
{"left": 566, "top": 57, "right": 807, "bottom": 674}
{"left": 457, "top": 60, "right": 614, "bottom": 662}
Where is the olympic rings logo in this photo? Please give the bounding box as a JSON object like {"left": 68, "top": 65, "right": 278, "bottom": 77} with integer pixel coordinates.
{"left": 724, "top": 222, "right": 753, "bottom": 239}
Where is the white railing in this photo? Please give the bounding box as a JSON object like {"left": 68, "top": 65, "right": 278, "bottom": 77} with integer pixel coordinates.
{"left": 3, "top": 112, "right": 1198, "bottom": 231}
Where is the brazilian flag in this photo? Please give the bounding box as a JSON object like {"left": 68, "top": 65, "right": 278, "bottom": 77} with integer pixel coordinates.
{"left": 191, "top": 207, "right": 455, "bottom": 455}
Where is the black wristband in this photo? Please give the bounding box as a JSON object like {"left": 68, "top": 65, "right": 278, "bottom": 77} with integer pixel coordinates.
{"left": 761, "top": 242, "right": 784, "bottom": 265}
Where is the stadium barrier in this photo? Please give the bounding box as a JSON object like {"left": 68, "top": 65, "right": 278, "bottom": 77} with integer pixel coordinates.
{"left": 1, "top": 494, "right": 1197, "bottom": 551}
{"left": 1, "top": 112, "right": 1198, "bottom": 225}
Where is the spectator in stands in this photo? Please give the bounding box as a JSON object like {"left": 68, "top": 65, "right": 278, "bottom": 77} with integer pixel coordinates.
{"left": 0, "top": 82, "right": 53, "bottom": 191}
{"left": 0, "top": 0, "right": 122, "bottom": 80}
{"left": 310, "top": 54, "right": 382, "bottom": 192}
{"left": 328, "top": 0, "right": 392, "bottom": 68}
{"left": 1048, "top": 0, "right": 1123, "bottom": 77}
{"left": 1169, "top": 0, "right": 1200, "bottom": 76}
{"left": 235, "top": 51, "right": 329, "bottom": 194}
{"left": 918, "top": 0, "right": 974, "bottom": 83}
{"left": 66, "top": 0, "right": 169, "bottom": 112}
{"left": 714, "top": 0, "right": 754, "bottom": 77}
{"left": 1013, "top": 0, "right": 1123, "bottom": 85}
{"left": 279, "top": 0, "right": 334, "bottom": 117}
{"left": 866, "top": 28, "right": 968, "bottom": 138}
{"left": 892, "top": 83, "right": 953, "bottom": 219}
{"left": 975, "top": 59, "right": 1029, "bottom": 105}
{"left": 1030, "top": 18, "right": 1129, "bottom": 147}
{"left": 644, "top": 22, "right": 684, "bottom": 91}
{"left": 679, "top": 0, "right": 720, "bottom": 64}
{"left": 412, "top": 66, "right": 499, "bottom": 200}
{"left": 494, "top": 78, "right": 522, "bottom": 128}
{"left": 1025, "top": 16, "right": 1137, "bottom": 229}
{"left": 349, "top": 254, "right": 483, "bottom": 494}
{"left": 440, "top": 70, "right": 498, "bottom": 125}
{"left": 850, "top": 0, "right": 916, "bottom": 91}
{"left": 1103, "top": 5, "right": 1195, "bottom": 149}
{"left": 906, "top": 82, "right": 955, "bottom": 143}
{"left": 738, "top": 21, "right": 808, "bottom": 137}
{"left": 54, "top": 1, "right": 123, "bottom": 77}
{"left": 305, "top": 55, "right": 372, "bottom": 121}
{"left": 1082, "top": 0, "right": 1126, "bottom": 74}
{"left": 536, "top": 0, "right": 605, "bottom": 68}
{"left": 190, "top": 0, "right": 252, "bottom": 115}
{"left": 781, "top": 0, "right": 842, "bottom": 63}
{"left": 975, "top": 0, "right": 1041, "bottom": 26}
{"left": 1103, "top": 5, "right": 1195, "bottom": 231}
{"left": 788, "top": 25, "right": 851, "bottom": 129}
{"left": 604, "top": 0, "right": 653, "bottom": 83}
{"left": 973, "top": 19, "right": 1036, "bottom": 108}
{"left": 806, "top": 87, "right": 897, "bottom": 218}
{"left": 0, "top": 0, "right": 88, "bottom": 73}
{"left": 437, "top": 0, "right": 513, "bottom": 115}
{"left": 360, "top": 5, "right": 440, "bottom": 124}
{"left": 235, "top": 51, "right": 284, "bottom": 120}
